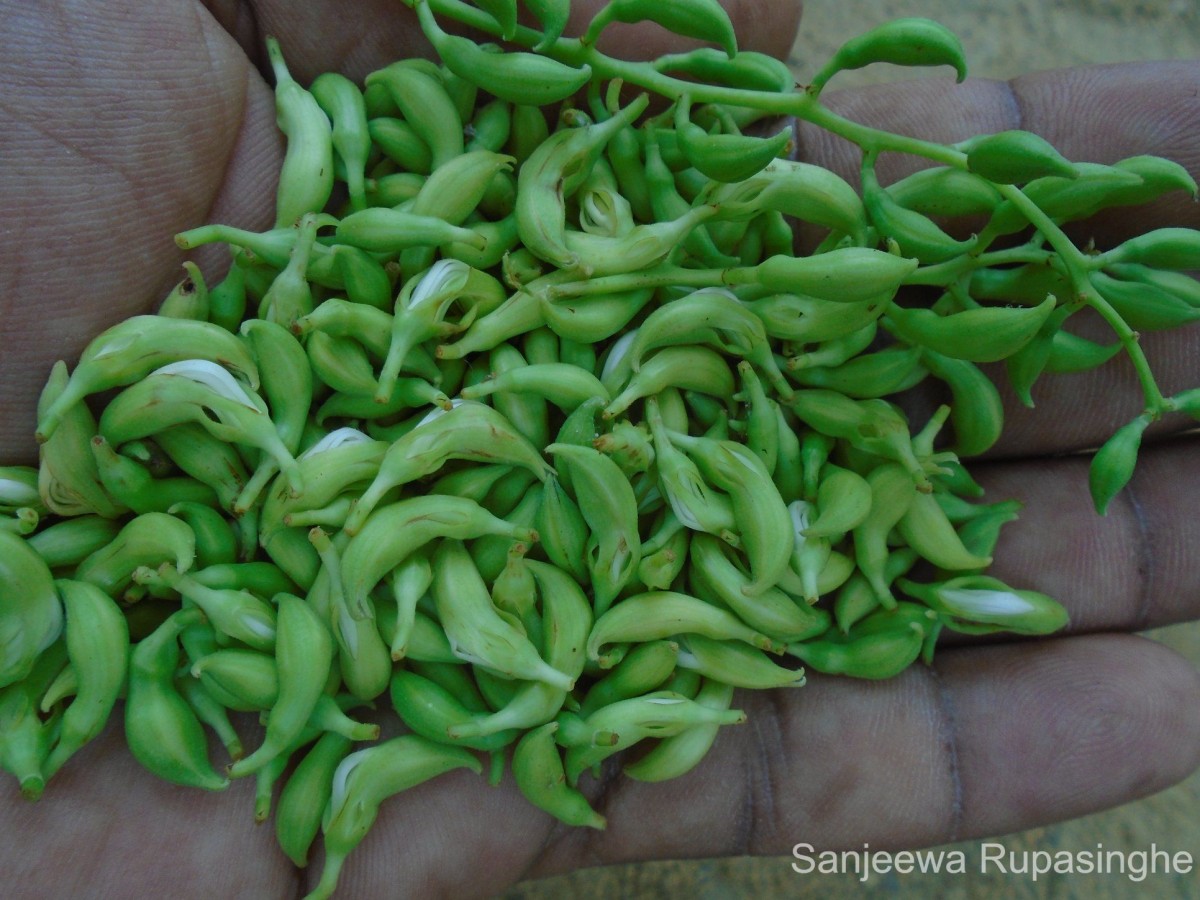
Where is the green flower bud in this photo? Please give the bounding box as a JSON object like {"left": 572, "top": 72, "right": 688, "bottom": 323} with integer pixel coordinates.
{"left": 1089, "top": 414, "right": 1151, "bottom": 515}
{"left": 811, "top": 17, "right": 967, "bottom": 93}
{"left": 961, "top": 129, "right": 1077, "bottom": 184}
{"left": 900, "top": 574, "right": 1068, "bottom": 636}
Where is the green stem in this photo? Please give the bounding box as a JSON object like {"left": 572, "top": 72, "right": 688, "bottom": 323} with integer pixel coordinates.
{"left": 418, "top": 0, "right": 1167, "bottom": 416}
{"left": 795, "top": 103, "right": 964, "bottom": 164}
{"left": 903, "top": 246, "right": 1057, "bottom": 287}
{"left": 425, "top": 0, "right": 988, "bottom": 174}
{"left": 419, "top": 0, "right": 966, "bottom": 163}
{"left": 992, "top": 182, "right": 1166, "bottom": 413}
{"left": 547, "top": 266, "right": 729, "bottom": 299}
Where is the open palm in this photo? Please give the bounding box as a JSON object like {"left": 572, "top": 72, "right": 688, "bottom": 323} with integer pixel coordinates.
{"left": 2, "top": 1, "right": 1199, "bottom": 897}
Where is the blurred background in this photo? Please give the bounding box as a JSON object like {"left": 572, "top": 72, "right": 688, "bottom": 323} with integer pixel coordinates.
{"left": 506, "top": 1, "right": 1200, "bottom": 896}
{"left": 790, "top": 0, "right": 1199, "bottom": 89}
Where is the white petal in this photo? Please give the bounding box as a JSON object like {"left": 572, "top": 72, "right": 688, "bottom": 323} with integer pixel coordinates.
{"left": 407, "top": 259, "right": 468, "bottom": 311}
{"left": 788, "top": 500, "right": 812, "bottom": 547}
{"left": 328, "top": 750, "right": 369, "bottom": 822}
{"left": 666, "top": 488, "right": 704, "bottom": 532}
{"left": 939, "top": 588, "right": 1035, "bottom": 618}
{"left": 0, "top": 478, "right": 39, "bottom": 506}
{"left": 152, "top": 360, "right": 262, "bottom": 411}
{"left": 299, "top": 427, "right": 373, "bottom": 460}
{"left": 600, "top": 329, "right": 639, "bottom": 383}
{"left": 241, "top": 614, "right": 276, "bottom": 642}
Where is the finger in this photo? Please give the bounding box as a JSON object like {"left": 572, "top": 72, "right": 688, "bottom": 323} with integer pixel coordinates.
{"left": 0, "top": 1, "right": 281, "bottom": 463}
{"left": 1, "top": 0, "right": 806, "bottom": 466}
{"left": 791, "top": 62, "right": 1200, "bottom": 457}
{"left": 9, "top": 639, "right": 1195, "bottom": 898}
{"left": 521, "top": 634, "right": 1200, "bottom": 877}
{"left": 241, "top": 0, "right": 804, "bottom": 83}
{"left": 895, "top": 319, "right": 1200, "bottom": 463}
{"left": 961, "top": 434, "right": 1200, "bottom": 634}
{"left": 795, "top": 61, "right": 1200, "bottom": 241}
{"left": 302, "top": 755, "right": 554, "bottom": 899}
{"left": 0, "top": 721, "right": 298, "bottom": 898}
{"left": 315, "top": 442, "right": 1200, "bottom": 896}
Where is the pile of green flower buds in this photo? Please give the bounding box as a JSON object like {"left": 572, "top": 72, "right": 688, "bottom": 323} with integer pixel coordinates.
{"left": 4, "top": 0, "right": 1200, "bottom": 896}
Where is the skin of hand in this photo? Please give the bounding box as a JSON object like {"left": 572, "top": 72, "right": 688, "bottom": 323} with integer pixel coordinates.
{"left": 2, "top": 1, "right": 1199, "bottom": 898}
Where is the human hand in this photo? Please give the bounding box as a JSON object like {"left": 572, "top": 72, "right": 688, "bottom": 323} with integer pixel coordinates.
{"left": 2, "top": 1, "right": 1199, "bottom": 897}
